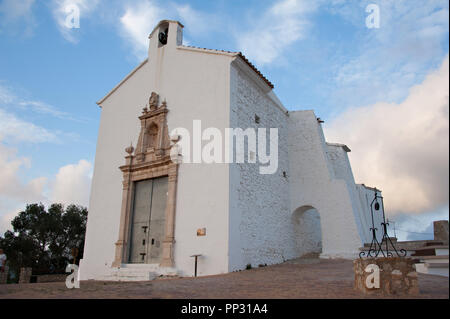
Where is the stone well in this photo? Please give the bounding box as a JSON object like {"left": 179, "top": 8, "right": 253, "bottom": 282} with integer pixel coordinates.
{"left": 354, "top": 257, "right": 419, "bottom": 295}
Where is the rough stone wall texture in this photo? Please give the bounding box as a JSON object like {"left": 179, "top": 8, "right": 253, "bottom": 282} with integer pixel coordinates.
{"left": 354, "top": 257, "right": 419, "bottom": 295}
{"left": 36, "top": 274, "right": 67, "bottom": 283}
{"left": 434, "top": 220, "right": 449, "bottom": 244}
{"left": 19, "top": 267, "right": 32, "bottom": 284}
{"left": 229, "top": 64, "right": 293, "bottom": 271}
{"left": 0, "top": 266, "right": 8, "bottom": 284}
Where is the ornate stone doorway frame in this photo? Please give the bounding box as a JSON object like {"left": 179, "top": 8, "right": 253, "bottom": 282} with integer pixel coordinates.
{"left": 112, "top": 92, "right": 178, "bottom": 268}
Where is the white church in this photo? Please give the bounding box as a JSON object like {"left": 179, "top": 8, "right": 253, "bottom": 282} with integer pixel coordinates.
{"left": 79, "top": 20, "right": 384, "bottom": 281}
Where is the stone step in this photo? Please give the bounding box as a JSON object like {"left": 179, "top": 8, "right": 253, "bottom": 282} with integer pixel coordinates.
{"left": 119, "top": 263, "right": 161, "bottom": 270}
{"left": 415, "top": 258, "right": 449, "bottom": 277}
{"left": 108, "top": 269, "right": 157, "bottom": 281}
{"left": 426, "top": 262, "right": 449, "bottom": 269}
{"left": 104, "top": 264, "right": 179, "bottom": 281}
{"left": 414, "top": 245, "right": 448, "bottom": 250}
{"left": 412, "top": 246, "right": 449, "bottom": 257}
{"left": 419, "top": 254, "right": 449, "bottom": 261}
{"left": 425, "top": 241, "right": 444, "bottom": 247}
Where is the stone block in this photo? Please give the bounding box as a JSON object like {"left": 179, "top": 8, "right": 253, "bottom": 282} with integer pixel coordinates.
{"left": 19, "top": 267, "right": 32, "bottom": 284}
{"left": 434, "top": 220, "right": 449, "bottom": 244}
{"left": 0, "top": 266, "right": 8, "bottom": 284}
{"left": 354, "top": 257, "right": 419, "bottom": 295}
{"left": 36, "top": 274, "right": 67, "bottom": 283}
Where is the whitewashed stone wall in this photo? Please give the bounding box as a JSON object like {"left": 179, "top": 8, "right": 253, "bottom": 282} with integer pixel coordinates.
{"left": 326, "top": 144, "right": 368, "bottom": 244}
{"left": 81, "top": 21, "right": 233, "bottom": 280}
{"left": 288, "top": 111, "right": 362, "bottom": 259}
{"left": 228, "top": 63, "right": 295, "bottom": 271}
{"left": 79, "top": 61, "right": 152, "bottom": 280}
{"left": 355, "top": 184, "right": 384, "bottom": 243}
{"left": 292, "top": 206, "right": 322, "bottom": 257}
{"left": 326, "top": 143, "right": 384, "bottom": 244}
{"left": 82, "top": 20, "right": 381, "bottom": 280}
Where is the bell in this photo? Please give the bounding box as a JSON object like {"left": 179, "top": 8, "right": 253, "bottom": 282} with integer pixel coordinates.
{"left": 158, "top": 28, "right": 168, "bottom": 45}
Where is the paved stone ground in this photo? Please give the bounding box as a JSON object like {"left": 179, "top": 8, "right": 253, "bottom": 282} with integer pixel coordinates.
{"left": 0, "top": 258, "right": 448, "bottom": 299}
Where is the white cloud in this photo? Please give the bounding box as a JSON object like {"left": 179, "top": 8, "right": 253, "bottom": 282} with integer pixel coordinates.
{"left": 236, "top": 0, "right": 318, "bottom": 65}
{"left": 0, "top": 0, "right": 35, "bottom": 20}
{"left": 325, "top": 55, "right": 449, "bottom": 215}
{"left": 51, "top": 0, "right": 100, "bottom": 43}
{"left": 0, "top": 84, "right": 15, "bottom": 104}
{"left": 174, "top": 4, "right": 217, "bottom": 35}
{"left": 119, "top": 0, "right": 166, "bottom": 60}
{"left": 0, "top": 82, "right": 85, "bottom": 121}
{"left": 16, "top": 100, "right": 87, "bottom": 123}
{"left": 50, "top": 159, "right": 92, "bottom": 207}
{"left": 0, "top": 143, "right": 47, "bottom": 203}
{"left": 391, "top": 208, "right": 448, "bottom": 241}
{"left": 0, "top": 83, "right": 85, "bottom": 143}
{"left": 0, "top": 142, "right": 47, "bottom": 234}
{"left": 0, "top": 208, "right": 23, "bottom": 235}
{"left": 0, "top": 144, "right": 93, "bottom": 234}
{"left": 0, "top": 108, "right": 60, "bottom": 143}
{"left": 118, "top": 1, "right": 223, "bottom": 60}
{"left": 328, "top": 0, "right": 449, "bottom": 108}
{"left": 0, "top": 0, "right": 36, "bottom": 36}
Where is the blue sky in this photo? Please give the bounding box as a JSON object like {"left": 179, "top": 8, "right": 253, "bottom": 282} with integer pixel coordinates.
{"left": 0, "top": 0, "right": 448, "bottom": 241}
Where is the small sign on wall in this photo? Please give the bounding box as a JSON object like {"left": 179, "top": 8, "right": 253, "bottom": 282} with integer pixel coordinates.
{"left": 197, "top": 228, "right": 206, "bottom": 236}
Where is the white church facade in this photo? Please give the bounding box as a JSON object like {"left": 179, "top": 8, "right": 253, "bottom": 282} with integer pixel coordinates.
{"left": 79, "top": 20, "right": 383, "bottom": 281}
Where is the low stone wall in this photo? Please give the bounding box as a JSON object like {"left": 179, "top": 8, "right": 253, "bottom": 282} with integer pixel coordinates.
{"left": 0, "top": 266, "right": 8, "bottom": 284}
{"left": 36, "top": 274, "right": 67, "bottom": 283}
{"left": 354, "top": 257, "right": 419, "bottom": 295}
{"left": 434, "top": 220, "right": 449, "bottom": 245}
{"left": 19, "top": 267, "right": 32, "bottom": 284}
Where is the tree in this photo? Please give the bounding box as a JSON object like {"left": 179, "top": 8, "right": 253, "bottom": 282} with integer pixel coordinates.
{"left": 0, "top": 203, "right": 87, "bottom": 280}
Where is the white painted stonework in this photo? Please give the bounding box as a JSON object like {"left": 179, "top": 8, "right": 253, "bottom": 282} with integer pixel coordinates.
{"left": 79, "top": 20, "right": 385, "bottom": 280}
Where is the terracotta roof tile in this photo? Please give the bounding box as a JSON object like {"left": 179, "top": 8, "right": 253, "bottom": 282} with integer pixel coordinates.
{"left": 236, "top": 52, "right": 274, "bottom": 89}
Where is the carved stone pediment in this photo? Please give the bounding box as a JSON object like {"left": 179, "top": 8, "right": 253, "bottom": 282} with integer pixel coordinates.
{"left": 113, "top": 92, "right": 178, "bottom": 269}
{"left": 149, "top": 92, "right": 159, "bottom": 110}
{"left": 134, "top": 92, "right": 171, "bottom": 163}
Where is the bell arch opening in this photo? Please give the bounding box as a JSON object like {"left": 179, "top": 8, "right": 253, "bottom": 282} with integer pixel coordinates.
{"left": 292, "top": 205, "right": 322, "bottom": 257}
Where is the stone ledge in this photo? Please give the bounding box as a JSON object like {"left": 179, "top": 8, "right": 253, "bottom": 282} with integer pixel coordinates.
{"left": 36, "top": 274, "right": 67, "bottom": 283}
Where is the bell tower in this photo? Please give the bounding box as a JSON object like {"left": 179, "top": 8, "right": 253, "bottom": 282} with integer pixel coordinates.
{"left": 148, "top": 20, "right": 184, "bottom": 54}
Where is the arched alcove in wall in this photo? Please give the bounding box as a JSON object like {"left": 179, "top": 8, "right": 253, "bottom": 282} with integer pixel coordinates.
{"left": 145, "top": 122, "right": 159, "bottom": 149}
{"left": 292, "top": 205, "right": 322, "bottom": 257}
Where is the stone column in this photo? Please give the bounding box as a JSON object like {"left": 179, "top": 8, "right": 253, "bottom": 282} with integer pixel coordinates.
{"left": 161, "top": 163, "right": 178, "bottom": 267}
{"left": 434, "top": 220, "right": 449, "bottom": 245}
{"left": 0, "top": 266, "right": 8, "bottom": 284}
{"left": 19, "top": 267, "right": 32, "bottom": 284}
{"left": 112, "top": 155, "right": 134, "bottom": 267}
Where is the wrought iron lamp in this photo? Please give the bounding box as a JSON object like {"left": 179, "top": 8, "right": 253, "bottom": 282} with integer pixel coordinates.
{"left": 359, "top": 189, "right": 407, "bottom": 258}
